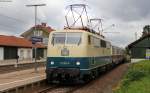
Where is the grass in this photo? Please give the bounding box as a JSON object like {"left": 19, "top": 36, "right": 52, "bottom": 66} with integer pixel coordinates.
{"left": 114, "top": 60, "right": 150, "bottom": 93}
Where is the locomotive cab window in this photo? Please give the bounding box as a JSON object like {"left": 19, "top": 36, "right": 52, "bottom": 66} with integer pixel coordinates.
{"left": 51, "top": 32, "right": 82, "bottom": 45}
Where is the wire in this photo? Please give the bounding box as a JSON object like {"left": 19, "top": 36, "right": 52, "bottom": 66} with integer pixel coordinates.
{"left": 0, "top": 21, "right": 25, "bottom": 31}
{"left": 0, "top": 13, "right": 26, "bottom": 24}
{"left": 0, "top": 0, "right": 12, "bottom": 2}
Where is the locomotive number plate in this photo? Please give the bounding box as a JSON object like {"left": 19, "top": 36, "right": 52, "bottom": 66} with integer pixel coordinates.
{"left": 60, "top": 62, "right": 70, "bottom": 65}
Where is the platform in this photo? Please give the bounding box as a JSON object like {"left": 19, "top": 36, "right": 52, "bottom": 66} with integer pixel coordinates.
{"left": 131, "top": 59, "right": 145, "bottom": 63}
{"left": 0, "top": 67, "right": 46, "bottom": 92}
{"left": 0, "top": 58, "right": 46, "bottom": 66}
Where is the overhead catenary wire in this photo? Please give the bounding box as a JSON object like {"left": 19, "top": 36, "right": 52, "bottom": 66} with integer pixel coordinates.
{"left": 0, "top": 13, "right": 27, "bottom": 24}
{"left": 0, "top": 7, "right": 46, "bottom": 33}
{"left": 0, "top": 13, "right": 30, "bottom": 31}
{"left": 0, "top": 0, "right": 12, "bottom": 2}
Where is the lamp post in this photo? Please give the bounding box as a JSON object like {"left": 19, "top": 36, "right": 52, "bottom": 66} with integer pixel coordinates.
{"left": 26, "top": 4, "right": 46, "bottom": 72}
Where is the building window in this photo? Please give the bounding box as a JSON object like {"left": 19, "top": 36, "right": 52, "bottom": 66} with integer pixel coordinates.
{"left": 4, "top": 47, "right": 17, "bottom": 60}
{"left": 43, "top": 38, "right": 48, "bottom": 45}
{"left": 27, "top": 50, "right": 31, "bottom": 58}
{"left": 20, "top": 50, "right": 24, "bottom": 59}
{"left": 38, "top": 31, "right": 43, "bottom": 36}
{"left": 34, "top": 30, "right": 43, "bottom": 36}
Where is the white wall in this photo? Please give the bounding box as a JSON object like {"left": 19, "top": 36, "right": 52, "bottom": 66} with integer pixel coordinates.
{"left": 18, "top": 48, "right": 32, "bottom": 60}
{"left": 44, "top": 49, "right": 47, "bottom": 58}
{"left": 0, "top": 47, "right": 4, "bottom": 60}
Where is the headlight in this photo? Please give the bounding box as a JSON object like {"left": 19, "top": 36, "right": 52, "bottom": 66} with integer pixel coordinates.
{"left": 50, "top": 61, "right": 54, "bottom": 65}
{"left": 76, "top": 61, "right": 80, "bottom": 65}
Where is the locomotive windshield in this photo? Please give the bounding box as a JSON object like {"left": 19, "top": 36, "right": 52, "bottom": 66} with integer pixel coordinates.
{"left": 52, "top": 32, "right": 82, "bottom": 45}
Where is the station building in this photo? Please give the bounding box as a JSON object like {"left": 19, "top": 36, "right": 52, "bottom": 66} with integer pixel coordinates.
{"left": 20, "top": 23, "right": 54, "bottom": 58}
{"left": 128, "top": 26, "right": 150, "bottom": 60}
{"left": 0, "top": 35, "right": 46, "bottom": 61}
{"left": 21, "top": 23, "right": 54, "bottom": 46}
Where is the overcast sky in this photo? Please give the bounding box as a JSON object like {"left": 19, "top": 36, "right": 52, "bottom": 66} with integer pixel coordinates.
{"left": 0, "top": 0, "right": 149, "bottom": 47}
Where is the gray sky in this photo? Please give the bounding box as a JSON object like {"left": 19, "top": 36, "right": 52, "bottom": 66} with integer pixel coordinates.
{"left": 0, "top": 0, "right": 149, "bottom": 47}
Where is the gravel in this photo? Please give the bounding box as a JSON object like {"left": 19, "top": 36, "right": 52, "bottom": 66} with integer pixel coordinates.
{"left": 73, "top": 63, "right": 130, "bottom": 93}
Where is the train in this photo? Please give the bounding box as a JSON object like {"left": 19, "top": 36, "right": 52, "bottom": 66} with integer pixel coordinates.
{"left": 46, "top": 28, "right": 126, "bottom": 83}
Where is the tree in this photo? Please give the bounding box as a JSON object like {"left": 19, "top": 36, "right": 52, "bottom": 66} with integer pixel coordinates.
{"left": 143, "top": 25, "right": 150, "bottom": 36}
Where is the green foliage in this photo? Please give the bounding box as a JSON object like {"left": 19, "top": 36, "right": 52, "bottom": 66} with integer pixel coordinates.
{"left": 114, "top": 60, "right": 150, "bottom": 93}
{"left": 143, "top": 25, "right": 150, "bottom": 34}
{"left": 122, "top": 70, "right": 145, "bottom": 86}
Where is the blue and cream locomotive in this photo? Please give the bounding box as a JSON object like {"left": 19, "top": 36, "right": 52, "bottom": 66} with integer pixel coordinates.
{"left": 46, "top": 28, "right": 125, "bottom": 83}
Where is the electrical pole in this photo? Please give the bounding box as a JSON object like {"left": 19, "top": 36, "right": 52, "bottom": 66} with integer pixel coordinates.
{"left": 26, "top": 4, "right": 46, "bottom": 73}
{"left": 135, "top": 32, "right": 137, "bottom": 40}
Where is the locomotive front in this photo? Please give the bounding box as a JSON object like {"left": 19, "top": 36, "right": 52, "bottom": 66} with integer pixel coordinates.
{"left": 46, "top": 30, "right": 89, "bottom": 83}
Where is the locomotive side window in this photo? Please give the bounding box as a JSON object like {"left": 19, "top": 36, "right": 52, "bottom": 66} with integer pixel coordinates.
{"left": 101, "top": 40, "right": 106, "bottom": 48}
{"left": 88, "top": 35, "right": 91, "bottom": 44}
{"left": 87, "top": 35, "right": 108, "bottom": 48}
{"left": 90, "top": 36, "right": 100, "bottom": 47}
{"left": 52, "top": 32, "right": 82, "bottom": 45}
{"left": 93, "top": 37, "right": 100, "bottom": 47}
{"left": 106, "top": 42, "right": 111, "bottom": 48}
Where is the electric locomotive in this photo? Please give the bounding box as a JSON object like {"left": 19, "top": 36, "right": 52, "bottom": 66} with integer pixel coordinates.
{"left": 46, "top": 3, "right": 126, "bottom": 83}
{"left": 46, "top": 27, "right": 125, "bottom": 83}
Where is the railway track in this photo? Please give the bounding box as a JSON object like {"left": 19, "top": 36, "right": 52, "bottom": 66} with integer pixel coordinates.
{"left": 37, "top": 85, "right": 83, "bottom": 93}
{"left": 37, "top": 85, "right": 59, "bottom": 93}
{"left": 65, "top": 86, "right": 83, "bottom": 93}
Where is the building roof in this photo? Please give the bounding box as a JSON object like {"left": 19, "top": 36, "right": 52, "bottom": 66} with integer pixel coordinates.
{"left": 21, "top": 23, "right": 55, "bottom": 37}
{"left": 33, "top": 42, "right": 47, "bottom": 48}
{"left": 128, "top": 34, "right": 150, "bottom": 49}
{"left": 0, "top": 35, "right": 46, "bottom": 48}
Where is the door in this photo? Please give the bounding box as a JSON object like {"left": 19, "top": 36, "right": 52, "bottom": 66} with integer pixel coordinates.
{"left": 146, "top": 48, "right": 150, "bottom": 59}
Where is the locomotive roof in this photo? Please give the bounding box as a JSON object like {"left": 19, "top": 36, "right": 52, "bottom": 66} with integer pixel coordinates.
{"left": 52, "top": 29, "right": 110, "bottom": 43}
{"left": 51, "top": 29, "right": 125, "bottom": 50}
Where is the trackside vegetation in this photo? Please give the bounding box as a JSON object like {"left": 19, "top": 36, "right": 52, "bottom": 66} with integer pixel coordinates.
{"left": 114, "top": 60, "right": 150, "bottom": 93}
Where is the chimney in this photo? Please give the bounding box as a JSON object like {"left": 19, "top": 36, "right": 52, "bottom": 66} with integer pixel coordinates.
{"left": 41, "top": 23, "right": 46, "bottom": 27}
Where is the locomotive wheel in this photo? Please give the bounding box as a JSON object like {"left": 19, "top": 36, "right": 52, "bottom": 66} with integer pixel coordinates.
{"left": 46, "top": 78, "right": 53, "bottom": 84}
{"left": 92, "top": 70, "right": 98, "bottom": 79}
{"left": 83, "top": 75, "right": 92, "bottom": 83}
{"left": 105, "top": 64, "right": 111, "bottom": 71}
